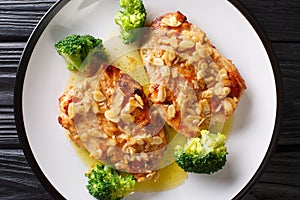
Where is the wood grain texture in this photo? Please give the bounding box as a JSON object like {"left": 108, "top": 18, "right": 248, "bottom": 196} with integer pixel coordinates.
{"left": 273, "top": 43, "right": 300, "bottom": 146}
{"left": 244, "top": 151, "right": 300, "bottom": 200}
{"left": 240, "top": 0, "right": 300, "bottom": 42}
{"left": 0, "top": 0, "right": 299, "bottom": 199}
{"left": 0, "top": 0, "right": 57, "bottom": 42}
{"left": 0, "top": 150, "right": 52, "bottom": 200}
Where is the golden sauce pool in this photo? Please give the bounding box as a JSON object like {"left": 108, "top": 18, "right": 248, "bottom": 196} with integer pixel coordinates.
{"left": 67, "top": 50, "right": 235, "bottom": 193}
{"left": 135, "top": 162, "right": 188, "bottom": 192}
{"left": 69, "top": 137, "right": 101, "bottom": 168}
{"left": 111, "top": 50, "right": 149, "bottom": 86}
{"left": 69, "top": 130, "right": 188, "bottom": 193}
{"left": 70, "top": 117, "right": 234, "bottom": 193}
{"left": 210, "top": 115, "right": 234, "bottom": 138}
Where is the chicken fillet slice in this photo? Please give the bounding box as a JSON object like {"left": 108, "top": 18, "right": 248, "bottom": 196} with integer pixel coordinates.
{"left": 140, "top": 12, "right": 246, "bottom": 138}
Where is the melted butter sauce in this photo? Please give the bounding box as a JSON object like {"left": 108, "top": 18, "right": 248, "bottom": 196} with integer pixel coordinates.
{"left": 135, "top": 162, "right": 188, "bottom": 192}
{"left": 69, "top": 137, "right": 101, "bottom": 168}
{"left": 69, "top": 50, "right": 234, "bottom": 193}
{"left": 111, "top": 50, "right": 149, "bottom": 86}
{"left": 210, "top": 115, "right": 234, "bottom": 138}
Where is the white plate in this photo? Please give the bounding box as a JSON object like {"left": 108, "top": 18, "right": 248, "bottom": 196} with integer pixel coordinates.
{"left": 15, "top": 0, "right": 282, "bottom": 199}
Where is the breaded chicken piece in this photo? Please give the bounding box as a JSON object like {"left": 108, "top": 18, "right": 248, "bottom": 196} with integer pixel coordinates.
{"left": 58, "top": 64, "right": 166, "bottom": 181}
{"left": 140, "top": 11, "right": 246, "bottom": 138}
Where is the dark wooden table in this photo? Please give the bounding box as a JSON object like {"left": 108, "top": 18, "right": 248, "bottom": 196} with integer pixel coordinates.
{"left": 1, "top": 0, "right": 299, "bottom": 199}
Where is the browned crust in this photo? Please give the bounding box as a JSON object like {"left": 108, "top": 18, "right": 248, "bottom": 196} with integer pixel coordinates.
{"left": 141, "top": 11, "right": 246, "bottom": 138}
{"left": 58, "top": 64, "right": 167, "bottom": 178}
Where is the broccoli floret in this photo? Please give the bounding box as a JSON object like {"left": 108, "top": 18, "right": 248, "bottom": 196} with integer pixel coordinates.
{"left": 114, "top": 0, "right": 147, "bottom": 44}
{"left": 174, "top": 130, "right": 228, "bottom": 174}
{"left": 54, "top": 34, "right": 107, "bottom": 71}
{"left": 85, "top": 164, "right": 136, "bottom": 200}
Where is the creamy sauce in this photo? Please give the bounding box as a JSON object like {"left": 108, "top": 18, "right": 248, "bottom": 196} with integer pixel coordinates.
{"left": 70, "top": 134, "right": 188, "bottom": 192}
{"left": 69, "top": 137, "right": 101, "bottom": 168}
{"left": 67, "top": 50, "right": 234, "bottom": 193}
{"left": 135, "top": 124, "right": 188, "bottom": 192}
{"left": 135, "top": 162, "right": 188, "bottom": 192}
{"left": 111, "top": 50, "right": 149, "bottom": 86}
{"left": 210, "top": 115, "right": 234, "bottom": 138}
{"left": 70, "top": 117, "right": 234, "bottom": 193}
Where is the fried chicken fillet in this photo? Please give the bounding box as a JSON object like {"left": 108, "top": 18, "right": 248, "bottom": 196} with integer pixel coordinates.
{"left": 140, "top": 12, "right": 246, "bottom": 138}
{"left": 58, "top": 64, "right": 166, "bottom": 181}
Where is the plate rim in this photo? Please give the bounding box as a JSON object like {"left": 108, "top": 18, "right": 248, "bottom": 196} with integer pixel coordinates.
{"left": 228, "top": 0, "right": 283, "bottom": 199}
{"left": 14, "top": 0, "right": 283, "bottom": 199}
{"left": 14, "top": 0, "right": 71, "bottom": 199}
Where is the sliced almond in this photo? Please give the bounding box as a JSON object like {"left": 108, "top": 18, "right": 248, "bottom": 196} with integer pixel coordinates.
{"left": 84, "top": 101, "right": 91, "bottom": 113}
{"left": 167, "top": 104, "right": 176, "bottom": 119}
{"left": 67, "top": 102, "right": 75, "bottom": 119}
{"left": 178, "top": 40, "right": 195, "bottom": 51}
{"left": 161, "top": 16, "right": 182, "bottom": 27}
{"left": 170, "top": 36, "right": 178, "bottom": 48}
{"left": 170, "top": 16, "right": 181, "bottom": 27}
{"left": 117, "top": 134, "right": 129, "bottom": 143}
{"left": 90, "top": 149, "right": 102, "bottom": 159}
{"left": 134, "top": 94, "right": 144, "bottom": 107}
{"left": 172, "top": 69, "right": 178, "bottom": 78}
{"left": 93, "top": 91, "right": 106, "bottom": 102}
{"left": 112, "top": 89, "right": 124, "bottom": 108}
{"left": 120, "top": 113, "right": 135, "bottom": 123}
{"left": 122, "top": 102, "right": 136, "bottom": 114}
{"left": 80, "top": 132, "right": 88, "bottom": 142}
{"left": 129, "top": 97, "right": 143, "bottom": 109}
{"left": 104, "top": 109, "right": 120, "bottom": 123}
{"left": 98, "top": 102, "right": 108, "bottom": 114}
{"left": 136, "top": 138, "right": 145, "bottom": 145}
{"left": 157, "top": 85, "right": 166, "bottom": 102}
{"left": 152, "top": 136, "right": 163, "bottom": 145}
{"left": 223, "top": 99, "right": 233, "bottom": 117}
{"left": 214, "top": 86, "right": 231, "bottom": 98}
{"left": 153, "top": 57, "right": 165, "bottom": 66}
{"left": 87, "top": 129, "right": 101, "bottom": 137}
{"left": 159, "top": 65, "right": 170, "bottom": 77}
{"left": 196, "top": 43, "right": 207, "bottom": 58}
{"left": 91, "top": 101, "right": 100, "bottom": 114}
{"left": 200, "top": 99, "right": 211, "bottom": 114}
{"left": 201, "top": 88, "right": 213, "bottom": 98}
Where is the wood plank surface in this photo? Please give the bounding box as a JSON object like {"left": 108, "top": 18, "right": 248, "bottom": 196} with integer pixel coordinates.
{"left": 240, "top": 0, "right": 300, "bottom": 42}
{"left": 0, "top": 0, "right": 57, "bottom": 42}
{"left": 0, "top": 0, "right": 299, "bottom": 199}
{"left": 0, "top": 150, "right": 52, "bottom": 200}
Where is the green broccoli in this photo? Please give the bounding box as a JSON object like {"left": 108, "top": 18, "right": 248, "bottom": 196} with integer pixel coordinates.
{"left": 54, "top": 34, "right": 107, "bottom": 71}
{"left": 114, "top": 0, "right": 147, "bottom": 44}
{"left": 85, "top": 164, "right": 136, "bottom": 200}
{"left": 174, "top": 130, "right": 228, "bottom": 174}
